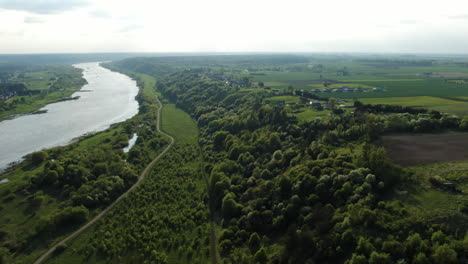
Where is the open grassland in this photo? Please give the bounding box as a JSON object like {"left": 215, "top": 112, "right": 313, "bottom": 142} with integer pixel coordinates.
{"left": 264, "top": 95, "right": 300, "bottom": 104}
{"left": 396, "top": 161, "right": 468, "bottom": 233}
{"left": 295, "top": 108, "right": 331, "bottom": 122}
{"left": 161, "top": 104, "right": 198, "bottom": 145}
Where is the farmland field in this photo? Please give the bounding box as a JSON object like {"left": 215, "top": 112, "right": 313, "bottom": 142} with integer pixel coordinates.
{"left": 382, "top": 133, "right": 468, "bottom": 166}
{"left": 246, "top": 59, "right": 468, "bottom": 119}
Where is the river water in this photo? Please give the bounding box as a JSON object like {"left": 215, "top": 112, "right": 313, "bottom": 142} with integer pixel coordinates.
{"left": 0, "top": 62, "right": 139, "bottom": 170}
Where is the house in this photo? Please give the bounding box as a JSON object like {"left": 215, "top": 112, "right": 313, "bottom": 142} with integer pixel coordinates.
{"left": 343, "top": 87, "right": 352, "bottom": 92}
{"left": 310, "top": 101, "right": 323, "bottom": 110}
{"left": 373, "top": 87, "right": 383, "bottom": 92}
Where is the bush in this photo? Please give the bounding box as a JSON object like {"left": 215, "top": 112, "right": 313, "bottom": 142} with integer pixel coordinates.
{"left": 31, "top": 151, "right": 48, "bottom": 165}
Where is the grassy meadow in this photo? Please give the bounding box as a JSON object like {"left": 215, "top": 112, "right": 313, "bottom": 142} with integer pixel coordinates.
{"left": 161, "top": 104, "right": 199, "bottom": 145}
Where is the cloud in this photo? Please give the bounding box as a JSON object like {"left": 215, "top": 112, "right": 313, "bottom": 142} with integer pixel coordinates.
{"left": 118, "top": 24, "right": 143, "bottom": 33}
{"left": 24, "top": 16, "right": 45, "bottom": 23}
{"left": 448, "top": 14, "right": 468, "bottom": 20}
{"left": 376, "top": 24, "right": 396, "bottom": 28}
{"left": 0, "top": 0, "right": 87, "bottom": 14}
{"left": 400, "top": 19, "right": 420, "bottom": 24}
{"left": 90, "top": 9, "right": 111, "bottom": 19}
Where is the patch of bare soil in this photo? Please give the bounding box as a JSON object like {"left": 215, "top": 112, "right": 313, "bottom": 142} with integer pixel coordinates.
{"left": 382, "top": 133, "right": 468, "bottom": 166}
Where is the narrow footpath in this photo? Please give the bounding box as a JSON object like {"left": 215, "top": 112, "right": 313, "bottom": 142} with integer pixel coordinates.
{"left": 34, "top": 96, "right": 174, "bottom": 264}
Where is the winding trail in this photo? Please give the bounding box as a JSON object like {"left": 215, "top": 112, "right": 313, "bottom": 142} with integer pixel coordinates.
{"left": 34, "top": 96, "right": 174, "bottom": 264}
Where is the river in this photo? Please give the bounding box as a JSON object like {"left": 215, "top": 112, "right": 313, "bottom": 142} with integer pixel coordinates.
{"left": 0, "top": 62, "right": 139, "bottom": 170}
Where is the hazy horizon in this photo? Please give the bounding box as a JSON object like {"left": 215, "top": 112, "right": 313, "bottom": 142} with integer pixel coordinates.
{"left": 1, "top": 0, "right": 468, "bottom": 54}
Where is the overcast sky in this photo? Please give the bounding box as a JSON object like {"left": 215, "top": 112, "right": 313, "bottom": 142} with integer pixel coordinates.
{"left": 1, "top": 0, "right": 468, "bottom": 54}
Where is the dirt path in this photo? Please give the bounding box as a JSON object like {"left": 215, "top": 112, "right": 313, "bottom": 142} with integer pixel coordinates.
{"left": 34, "top": 96, "right": 174, "bottom": 264}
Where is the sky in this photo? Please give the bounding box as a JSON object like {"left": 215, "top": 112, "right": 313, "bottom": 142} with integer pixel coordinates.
{"left": 1, "top": 0, "right": 468, "bottom": 54}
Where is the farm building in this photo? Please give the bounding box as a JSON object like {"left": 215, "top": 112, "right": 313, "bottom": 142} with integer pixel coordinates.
{"left": 309, "top": 101, "right": 323, "bottom": 110}
{"left": 353, "top": 88, "right": 363, "bottom": 92}
{"left": 373, "top": 87, "right": 383, "bottom": 92}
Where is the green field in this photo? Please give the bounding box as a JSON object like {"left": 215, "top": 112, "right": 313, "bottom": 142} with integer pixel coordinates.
{"left": 295, "top": 108, "right": 331, "bottom": 122}
{"left": 161, "top": 104, "right": 198, "bottom": 145}
{"left": 245, "top": 60, "right": 468, "bottom": 113}
{"left": 264, "top": 95, "right": 300, "bottom": 104}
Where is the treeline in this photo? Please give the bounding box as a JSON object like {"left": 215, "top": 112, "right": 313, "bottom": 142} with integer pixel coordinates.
{"left": 154, "top": 70, "right": 468, "bottom": 264}
{"left": 354, "top": 100, "right": 468, "bottom": 133}
{"left": 0, "top": 83, "right": 28, "bottom": 97}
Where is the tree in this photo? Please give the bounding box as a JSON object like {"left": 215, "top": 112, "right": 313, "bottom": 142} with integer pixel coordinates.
{"left": 432, "top": 244, "right": 457, "bottom": 264}
{"left": 347, "top": 254, "right": 367, "bottom": 264}
{"left": 221, "top": 193, "right": 241, "bottom": 220}
{"left": 368, "top": 251, "right": 391, "bottom": 264}
{"left": 328, "top": 97, "right": 337, "bottom": 111}
{"left": 248, "top": 232, "right": 261, "bottom": 253}
{"left": 258, "top": 81, "right": 264, "bottom": 88}
{"left": 412, "top": 252, "right": 429, "bottom": 264}
{"left": 254, "top": 247, "right": 268, "bottom": 264}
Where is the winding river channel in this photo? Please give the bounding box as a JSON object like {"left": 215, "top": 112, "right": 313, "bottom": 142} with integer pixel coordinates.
{"left": 0, "top": 62, "right": 139, "bottom": 170}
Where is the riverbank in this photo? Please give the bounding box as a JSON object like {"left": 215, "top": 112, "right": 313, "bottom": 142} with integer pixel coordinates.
{"left": 0, "top": 62, "right": 139, "bottom": 170}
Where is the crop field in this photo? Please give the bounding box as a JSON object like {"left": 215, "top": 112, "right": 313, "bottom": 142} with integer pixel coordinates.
{"left": 382, "top": 133, "right": 468, "bottom": 166}
{"left": 160, "top": 104, "right": 198, "bottom": 145}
